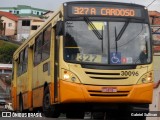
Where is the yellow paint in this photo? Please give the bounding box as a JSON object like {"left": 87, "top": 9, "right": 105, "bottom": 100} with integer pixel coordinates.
{"left": 88, "top": 22, "right": 105, "bottom": 30}
{"left": 68, "top": 64, "right": 153, "bottom": 85}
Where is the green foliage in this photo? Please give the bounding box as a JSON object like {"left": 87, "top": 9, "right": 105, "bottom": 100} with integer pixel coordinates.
{"left": 0, "top": 40, "right": 19, "bottom": 63}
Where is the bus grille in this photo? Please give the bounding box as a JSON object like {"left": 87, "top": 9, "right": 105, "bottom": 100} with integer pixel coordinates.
{"left": 88, "top": 90, "right": 129, "bottom": 97}
{"left": 85, "top": 72, "right": 128, "bottom": 80}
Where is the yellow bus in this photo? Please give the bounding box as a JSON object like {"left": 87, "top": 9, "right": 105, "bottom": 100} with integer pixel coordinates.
{"left": 11, "top": 1, "right": 153, "bottom": 119}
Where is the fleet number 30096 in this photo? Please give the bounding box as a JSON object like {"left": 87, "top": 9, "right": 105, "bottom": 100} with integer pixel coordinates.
{"left": 121, "top": 71, "right": 139, "bottom": 76}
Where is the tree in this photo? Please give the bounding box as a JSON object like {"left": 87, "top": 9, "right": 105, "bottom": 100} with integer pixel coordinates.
{"left": 0, "top": 40, "right": 19, "bottom": 63}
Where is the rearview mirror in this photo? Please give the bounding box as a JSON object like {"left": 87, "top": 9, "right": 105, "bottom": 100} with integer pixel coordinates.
{"left": 56, "top": 20, "right": 63, "bottom": 36}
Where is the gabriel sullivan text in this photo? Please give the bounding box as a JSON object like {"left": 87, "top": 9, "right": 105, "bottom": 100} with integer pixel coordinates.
{"left": 131, "top": 113, "right": 157, "bottom": 117}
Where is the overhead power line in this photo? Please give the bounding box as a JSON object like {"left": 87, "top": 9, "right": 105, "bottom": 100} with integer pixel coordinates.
{"left": 147, "top": 0, "right": 157, "bottom": 8}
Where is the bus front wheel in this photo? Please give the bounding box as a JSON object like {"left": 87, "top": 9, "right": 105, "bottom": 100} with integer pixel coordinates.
{"left": 43, "top": 86, "right": 60, "bottom": 118}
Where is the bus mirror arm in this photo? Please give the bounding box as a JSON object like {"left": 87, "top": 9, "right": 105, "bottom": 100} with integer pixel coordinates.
{"left": 56, "top": 20, "right": 63, "bottom": 36}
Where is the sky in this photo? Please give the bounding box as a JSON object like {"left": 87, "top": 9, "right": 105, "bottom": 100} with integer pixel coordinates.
{"left": 0, "top": 0, "right": 160, "bottom": 12}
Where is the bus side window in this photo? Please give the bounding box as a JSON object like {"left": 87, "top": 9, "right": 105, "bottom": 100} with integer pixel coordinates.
{"left": 34, "top": 33, "right": 43, "bottom": 66}
{"left": 23, "top": 47, "right": 28, "bottom": 73}
{"left": 17, "top": 51, "right": 23, "bottom": 76}
{"left": 17, "top": 47, "right": 28, "bottom": 76}
{"left": 42, "top": 25, "right": 52, "bottom": 61}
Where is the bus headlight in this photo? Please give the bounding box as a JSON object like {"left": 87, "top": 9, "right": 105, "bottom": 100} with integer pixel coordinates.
{"left": 147, "top": 76, "right": 152, "bottom": 81}
{"left": 64, "top": 73, "right": 70, "bottom": 79}
{"left": 62, "top": 69, "right": 81, "bottom": 83}
{"left": 137, "top": 71, "right": 153, "bottom": 84}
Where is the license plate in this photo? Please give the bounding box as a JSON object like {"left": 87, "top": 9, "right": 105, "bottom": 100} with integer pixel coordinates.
{"left": 102, "top": 87, "right": 117, "bottom": 93}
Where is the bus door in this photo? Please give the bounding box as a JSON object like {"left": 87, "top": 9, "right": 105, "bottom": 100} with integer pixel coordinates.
{"left": 54, "top": 34, "right": 59, "bottom": 102}
{"left": 54, "top": 21, "right": 63, "bottom": 102}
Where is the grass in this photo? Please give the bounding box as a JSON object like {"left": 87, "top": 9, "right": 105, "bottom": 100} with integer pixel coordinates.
{"left": 0, "top": 40, "right": 19, "bottom": 48}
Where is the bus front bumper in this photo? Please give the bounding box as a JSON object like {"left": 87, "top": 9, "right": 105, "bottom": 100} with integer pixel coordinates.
{"left": 59, "top": 80, "right": 153, "bottom": 104}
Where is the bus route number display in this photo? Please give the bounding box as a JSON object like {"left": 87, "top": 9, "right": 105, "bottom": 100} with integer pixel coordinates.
{"left": 71, "top": 6, "right": 141, "bottom": 17}
{"left": 76, "top": 53, "right": 102, "bottom": 63}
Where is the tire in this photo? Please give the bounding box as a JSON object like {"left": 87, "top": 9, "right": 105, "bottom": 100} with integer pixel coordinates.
{"left": 43, "top": 86, "right": 60, "bottom": 118}
{"left": 19, "top": 94, "right": 23, "bottom": 112}
{"left": 66, "top": 111, "right": 85, "bottom": 119}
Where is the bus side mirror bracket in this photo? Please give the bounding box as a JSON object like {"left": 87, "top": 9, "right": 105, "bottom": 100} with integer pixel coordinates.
{"left": 56, "top": 20, "right": 63, "bottom": 36}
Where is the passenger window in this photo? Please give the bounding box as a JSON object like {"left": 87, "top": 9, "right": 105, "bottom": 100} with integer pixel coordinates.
{"left": 17, "top": 47, "right": 28, "bottom": 76}
{"left": 34, "top": 33, "right": 43, "bottom": 66}
{"left": 34, "top": 25, "right": 52, "bottom": 66}
{"left": 42, "top": 25, "right": 51, "bottom": 61}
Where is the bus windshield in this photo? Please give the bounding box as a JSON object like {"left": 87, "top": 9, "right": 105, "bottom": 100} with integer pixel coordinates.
{"left": 64, "top": 20, "right": 151, "bottom": 65}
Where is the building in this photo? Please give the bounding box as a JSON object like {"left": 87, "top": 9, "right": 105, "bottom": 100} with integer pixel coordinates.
{"left": 0, "top": 5, "right": 48, "bottom": 17}
{"left": 0, "top": 64, "right": 12, "bottom": 100}
{"left": 17, "top": 16, "right": 44, "bottom": 41}
{"left": 0, "top": 64, "right": 12, "bottom": 76}
{"left": 0, "top": 11, "right": 18, "bottom": 36}
{"left": 149, "top": 11, "right": 160, "bottom": 25}
{"left": 42, "top": 11, "right": 54, "bottom": 19}
{"left": 149, "top": 11, "right": 160, "bottom": 41}
{"left": 0, "top": 6, "right": 51, "bottom": 41}
{"left": 0, "top": 5, "right": 48, "bottom": 41}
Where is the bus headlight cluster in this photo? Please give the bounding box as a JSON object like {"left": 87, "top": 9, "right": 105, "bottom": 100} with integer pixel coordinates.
{"left": 145, "top": 72, "right": 153, "bottom": 83}
{"left": 137, "top": 71, "right": 153, "bottom": 84}
{"left": 62, "top": 69, "right": 81, "bottom": 83}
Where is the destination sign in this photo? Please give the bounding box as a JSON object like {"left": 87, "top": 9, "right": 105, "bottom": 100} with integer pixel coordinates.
{"left": 68, "top": 5, "right": 142, "bottom": 17}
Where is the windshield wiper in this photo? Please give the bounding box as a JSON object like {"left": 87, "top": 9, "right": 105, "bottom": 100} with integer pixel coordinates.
{"left": 116, "top": 19, "right": 130, "bottom": 41}
{"left": 114, "top": 19, "right": 130, "bottom": 53}
{"left": 115, "top": 27, "right": 118, "bottom": 53}
{"left": 84, "top": 17, "right": 103, "bottom": 40}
